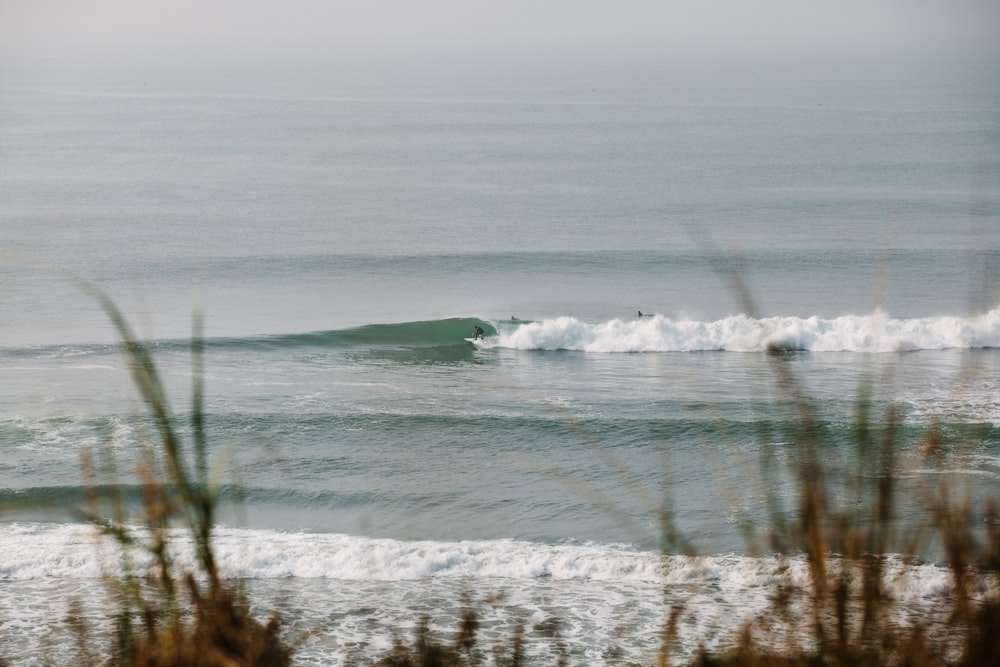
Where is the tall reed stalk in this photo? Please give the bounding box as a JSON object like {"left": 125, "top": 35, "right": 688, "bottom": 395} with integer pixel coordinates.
{"left": 68, "top": 277, "right": 292, "bottom": 667}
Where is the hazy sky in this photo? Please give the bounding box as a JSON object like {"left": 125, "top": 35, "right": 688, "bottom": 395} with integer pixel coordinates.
{"left": 4, "top": 0, "right": 998, "bottom": 72}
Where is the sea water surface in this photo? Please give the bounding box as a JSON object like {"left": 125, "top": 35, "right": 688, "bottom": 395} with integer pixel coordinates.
{"left": 1, "top": 61, "right": 999, "bottom": 664}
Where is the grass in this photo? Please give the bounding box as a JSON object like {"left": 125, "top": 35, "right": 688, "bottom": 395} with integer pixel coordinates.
{"left": 3, "top": 274, "right": 999, "bottom": 665}
{"left": 63, "top": 278, "right": 293, "bottom": 667}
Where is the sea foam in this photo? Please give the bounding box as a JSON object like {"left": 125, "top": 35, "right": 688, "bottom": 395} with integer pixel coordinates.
{"left": 1, "top": 522, "right": 977, "bottom": 606}
{"left": 489, "top": 308, "right": 1000, "bottom": 353}
{"left": 2, "top": 522, "right": 989, "bottom": 667}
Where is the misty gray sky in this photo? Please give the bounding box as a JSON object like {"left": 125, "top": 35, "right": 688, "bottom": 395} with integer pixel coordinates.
{"left": 4, "top": 0, "right": 999, "bottom": 73}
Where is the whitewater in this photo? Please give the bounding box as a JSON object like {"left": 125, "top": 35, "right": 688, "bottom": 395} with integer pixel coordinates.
{"left": 484, "top": 309, "right": 1000, "bottom": 353}
{"left": 2, "top": 523, "right": 993, "bottom": 666}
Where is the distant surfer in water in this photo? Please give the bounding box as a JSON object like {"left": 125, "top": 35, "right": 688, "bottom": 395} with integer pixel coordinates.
{"left": 474, "top": 326, "right": 485, "bottom": 339}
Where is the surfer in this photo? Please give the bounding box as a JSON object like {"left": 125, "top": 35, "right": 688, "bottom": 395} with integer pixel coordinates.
{"left": 474, "top": 326, "right": 485, "bottom": 339}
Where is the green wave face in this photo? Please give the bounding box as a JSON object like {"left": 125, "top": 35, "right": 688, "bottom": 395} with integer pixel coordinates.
{"left": 201, "top": 318, "right": 499, "bottom": 365}
{"left": 325, "top": 318, "right": 497, "bottom": 347}
{"left": 211, "top": 317, "right": 497, "bottom": 352}
{"left": 2, "top": 318, "right": 499, "bottom": 359}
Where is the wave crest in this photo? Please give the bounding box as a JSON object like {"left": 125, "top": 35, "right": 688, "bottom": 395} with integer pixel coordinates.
{"left": 485, "top": 309, "right": 1000, "bottom": 353}
{"left": 0, "top": 523, "right": 966, "bottom": 602}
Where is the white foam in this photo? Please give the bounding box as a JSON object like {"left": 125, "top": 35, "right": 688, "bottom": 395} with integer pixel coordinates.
{"left": 4, "top": 414, "right": 136, "bottom": 454}
{"left": 488, "top": 309, "right": 1000, "bottom": 353}
{"left": 2, "top": 522, "right": 993, "bottom": 666}
{"left": 1, "top": 522, "right": 981, "bottom": 607}
{"left": 0, "top": 523, "right": 664, "bottom": 582}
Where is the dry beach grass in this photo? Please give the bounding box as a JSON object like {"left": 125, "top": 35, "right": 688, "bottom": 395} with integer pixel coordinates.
{"left": 60, "top": 280, "right": 292, "bottom": 667}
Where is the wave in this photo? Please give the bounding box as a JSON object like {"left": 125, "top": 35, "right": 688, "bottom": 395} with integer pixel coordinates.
{"left": 214, "top": 317, "right": 496, "bottom": 351}
{"left": 0, "top": 522, "right": 964, "bottom": 603}
{"left": 479, "top": 309, "right": 1000, "bottom": 353}
{"left": 0, "top": 318, "right": 496, "bottom": 359}
{"left": 0, "top": 522, "right": 658, "bottom": 582}
{"left": 0, "top": 523, "right": 978, "bottom": 667}
{"left": 3, "top": 310, "right": 998, "bottom": 360}
{"left": 0, "top": 484, "right": 425, "bottom": 515}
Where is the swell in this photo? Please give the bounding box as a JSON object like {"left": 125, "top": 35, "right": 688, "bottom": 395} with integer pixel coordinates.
{"left": 4, "top": 308, "right": 997, "bottom": 360}
{"left": 0, "top": 484, "right": 406, "bottom": 512}
{"left": 7, "top": 411, "right": 997, "bottom": 454}
{"left": 217, "top": 317, "right": 496, "bottom": 350}
{"left": 0, "top": 317, "right": 496, "bottom": 360}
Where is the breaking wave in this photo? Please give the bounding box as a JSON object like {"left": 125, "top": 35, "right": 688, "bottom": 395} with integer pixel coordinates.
{"left": 0, "top": 522, "right": 969, "bottom": 604}
{"left": 480, "top": 309, "right": 1000, "bottom": 353}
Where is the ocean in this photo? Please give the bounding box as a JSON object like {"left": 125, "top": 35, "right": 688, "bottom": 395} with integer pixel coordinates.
{"left": 1, "top": 60, "right": 998, "bottom": 664}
